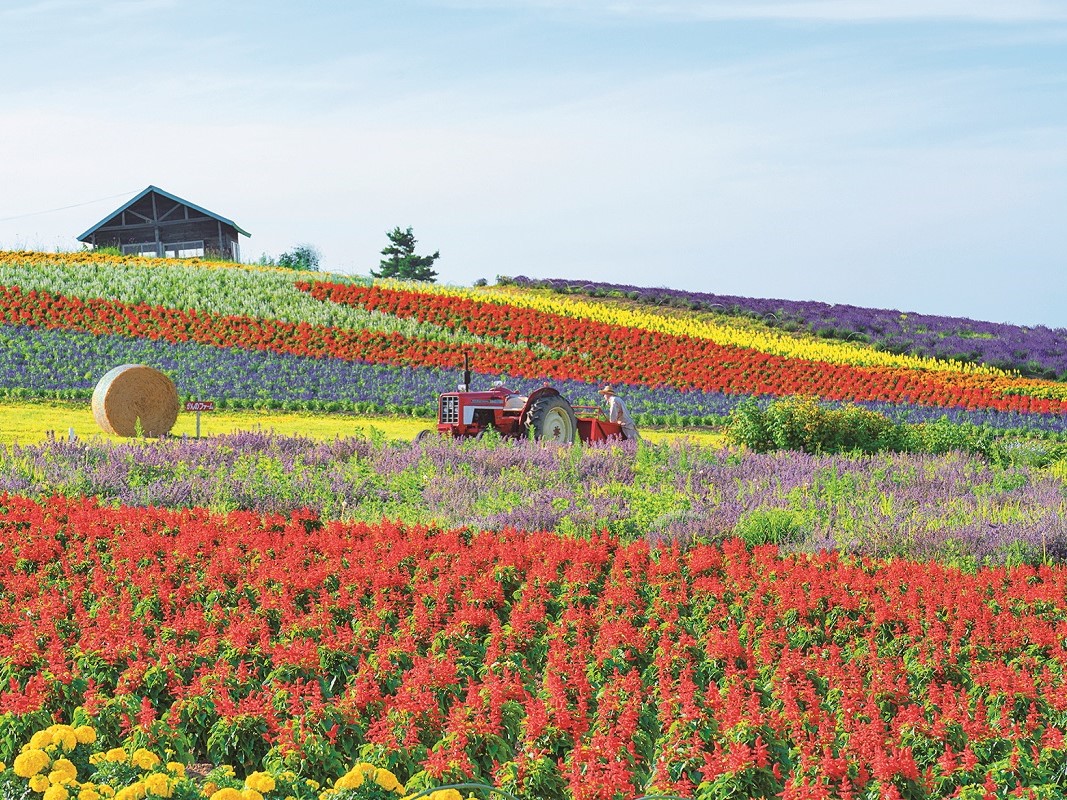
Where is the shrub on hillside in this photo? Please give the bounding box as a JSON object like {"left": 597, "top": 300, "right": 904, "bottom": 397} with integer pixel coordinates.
{"left": 724, "top": 396, "right": 1009, "bottom": 457}
{"left": 277, "top": 244, "right": 321, "bottom": 271}
{"left": 727, "top": 396, "right": 908, "bottom": 455}
{"left": 909, "top": 416, "right": 996, "bottom": 458}
{"left": 724, "top": 398, "right": 776, "bottom": 452}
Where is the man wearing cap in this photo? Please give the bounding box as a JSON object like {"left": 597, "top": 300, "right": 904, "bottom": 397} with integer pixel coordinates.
{"left": 599, "top": 385, "right": 639, "bottom": 440}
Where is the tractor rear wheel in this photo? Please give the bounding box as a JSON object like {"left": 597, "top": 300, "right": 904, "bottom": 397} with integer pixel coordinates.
{"left": 527, "top": 395, "right": 578, "bottom": 443}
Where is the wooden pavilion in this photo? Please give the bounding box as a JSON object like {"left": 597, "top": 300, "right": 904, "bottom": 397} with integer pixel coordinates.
{"left": 77, "top": 186, "right": 250, "bottom": 260}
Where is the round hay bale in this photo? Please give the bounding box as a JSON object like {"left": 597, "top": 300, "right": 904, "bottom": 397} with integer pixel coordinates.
{"left": 92, "top": 364, "right": 179, "bottom": 437}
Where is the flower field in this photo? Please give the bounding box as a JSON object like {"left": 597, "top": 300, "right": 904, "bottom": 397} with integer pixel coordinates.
{"left": 3, "top": 493, "right": 1067, "bottom": 800}
{"left": 3, "top": 250, "right": 1067, "bottom": 799}
{"left": 0, "top": 399, "right": 435, "bottom": 446}
{"left": 3, "top": 251, "right": 1067, "bottom": 433}
{"left": 507, "top": 276, "right": 1067, "bottom": 381}
{"left": 6, "top": 324, "right": 1067, "bottom": 437}
{"left": 296, "top": 282, "right": 1067, "bottom": 414}
{"left": 0, "top": 433, "right": 1063, "bottom": 566}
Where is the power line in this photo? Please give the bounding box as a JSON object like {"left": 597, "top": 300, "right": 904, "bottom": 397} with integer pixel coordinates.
{"left": 0, "top": 190, "right": 137, "bottom": 223}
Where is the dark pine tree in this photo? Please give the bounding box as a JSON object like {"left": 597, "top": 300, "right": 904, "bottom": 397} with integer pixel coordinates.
{"left": 371, "top": 226, "right": 439, "bottom": 282}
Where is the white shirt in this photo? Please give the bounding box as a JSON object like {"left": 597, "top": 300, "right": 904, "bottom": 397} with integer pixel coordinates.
{"left": 606, "top": 395, "right": 639, "bottom": 438}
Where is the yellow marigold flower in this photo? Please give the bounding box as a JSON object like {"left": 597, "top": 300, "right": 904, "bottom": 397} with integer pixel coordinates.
{"left": 30, "top": 774, "right": 51, "bottom": 793}
{"left": 240, "top": 790, "right": 262, "bottom": 800}
{"left": 43, "top": 785, "right": 69, "bottom": 800}
{"left": 202, "top": 782, "right": 217, "bottom": 797}
{"left": 144, "top": 774, "right": 172, "bottom": 798}
{"left": 50, "top": 729, "right": 78, "bottom": 752}
{"left": 244, "top": 773, "right": 275, "bottom": 794}
{"left": 14, "top": 749, "right": 51, "bottom": 778}
{"left": 305, "top": 782, "right": 319, "bottom": 791}
{"left": 98, "top": 787, "right": 116, "bottom": 799}
{"left": 130, "top": 750, "right": 160, "bottom": 771}
{"left": 29, "top": 731, "right": 53, "bottom": 750}
{"left": 332, "top": 771, "right": 363, "bottom": 791}
{"left": 114, "top": 784, "right": 147, "bottom": 800}
{"left": 221, "top": 767, "right": 235, "bottom": 778}
{"left": 73, "top": 727, "right": 96, "bottom": 745}
{"left": 165, "top": 763, "right": 185, "bottom": 777}
{"left": 51, "top": 759, "right": 77, "bottom": 782}
{"left": 208, "top": 788, "right": 243, "bottom": 800}
{"left": 104, "top": 749, "right": 127, "bottom": 764}
{"left": 429, "top": 791, "right": 462, "bottom": 800}
{"left": 79, "top": 789, "right": 101, "bottom": 800}
{"left": 372, "top": 769, "right": 401, "bottom": 793}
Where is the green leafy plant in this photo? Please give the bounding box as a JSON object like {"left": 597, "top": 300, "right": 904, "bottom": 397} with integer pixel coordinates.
{"left": 734, "top": 508, "right": 808, "bottom": 547}
{"left": 277, "top": 245, "right": 321, "bottom": 271}
{"left": 726, "top": 395, "right": 996, "bottom": 458}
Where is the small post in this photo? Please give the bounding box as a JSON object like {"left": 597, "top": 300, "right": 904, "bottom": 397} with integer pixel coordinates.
{"left": 68, "top": 427, "right": 75, "bottom": 442}
{"left": 184, "top": 400, "right": 215, "bottom": 440}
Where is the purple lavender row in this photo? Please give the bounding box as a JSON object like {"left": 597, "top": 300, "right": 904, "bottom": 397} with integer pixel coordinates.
{"left": 504, "top": 276, "right": 1067, "bottom": 380}
{"left": 0, "top": 324, "right": 730, "bottom": 419}
{"left": 3, "top": 324, "right": 1067, "bottom": 435}
{"left": 1, "top": 431, "right": 1062, "bottom": 565}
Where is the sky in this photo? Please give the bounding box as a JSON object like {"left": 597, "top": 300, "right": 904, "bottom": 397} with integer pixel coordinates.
{"left": 1, "top": 1, "right": 1065, "bottom": 328}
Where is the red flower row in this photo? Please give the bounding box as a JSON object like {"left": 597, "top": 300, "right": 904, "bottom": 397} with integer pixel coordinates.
{"left": 2, "top": 282, "right": 1063, "bottom": 415}
{"left": 1, "top": 494, "right": 1066, "bottom": 797}
{"left": 300, "top": 282, "right": 1067, "bottom": 415}
{"left": 0, "top": 284, "right": 549, "bottom": 371}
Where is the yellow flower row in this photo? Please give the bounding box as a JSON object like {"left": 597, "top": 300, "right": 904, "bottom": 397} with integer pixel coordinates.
{"left": 491, "top": 285, "right": 1012, "bottom": 375}
{"left": 376, "top": 278, "right": 1067, "bottom": 399}
{"left": 0, "top": 250, "right": 321, "bottom": 279}
{"left": 376, "top": 278, "right": 1015, "bottom": 376}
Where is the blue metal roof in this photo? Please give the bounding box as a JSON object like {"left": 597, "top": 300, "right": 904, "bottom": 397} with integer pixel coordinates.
{"left": 76, "top": 185, "right": 250, "bottom": 241}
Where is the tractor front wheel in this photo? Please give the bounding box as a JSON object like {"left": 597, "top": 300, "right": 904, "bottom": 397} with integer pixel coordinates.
{"left": 526, "top": 396, "right": 578, "bottom": 443}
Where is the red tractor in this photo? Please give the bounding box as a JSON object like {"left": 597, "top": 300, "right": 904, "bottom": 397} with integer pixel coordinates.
{"left": 419, "top": 356, "right": 623, "bottom": 444}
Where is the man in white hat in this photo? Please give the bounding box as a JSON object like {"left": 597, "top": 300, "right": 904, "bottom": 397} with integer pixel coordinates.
{"left": 599, "top": 385, "right": 639, "bottom": 440}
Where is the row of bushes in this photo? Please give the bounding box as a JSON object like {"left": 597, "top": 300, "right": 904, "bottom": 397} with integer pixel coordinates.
{"left": 725, "top": 396, "right": 1067, "bottom": 465}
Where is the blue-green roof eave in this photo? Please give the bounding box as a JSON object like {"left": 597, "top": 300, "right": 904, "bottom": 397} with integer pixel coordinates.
{"left": 76, "top": 185, "right": 251, "bottom": 241}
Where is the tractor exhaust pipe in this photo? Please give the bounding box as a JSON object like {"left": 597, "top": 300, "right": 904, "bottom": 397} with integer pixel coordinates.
{"left": 461, "top": 353, "right": 471, "bottom": 392}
